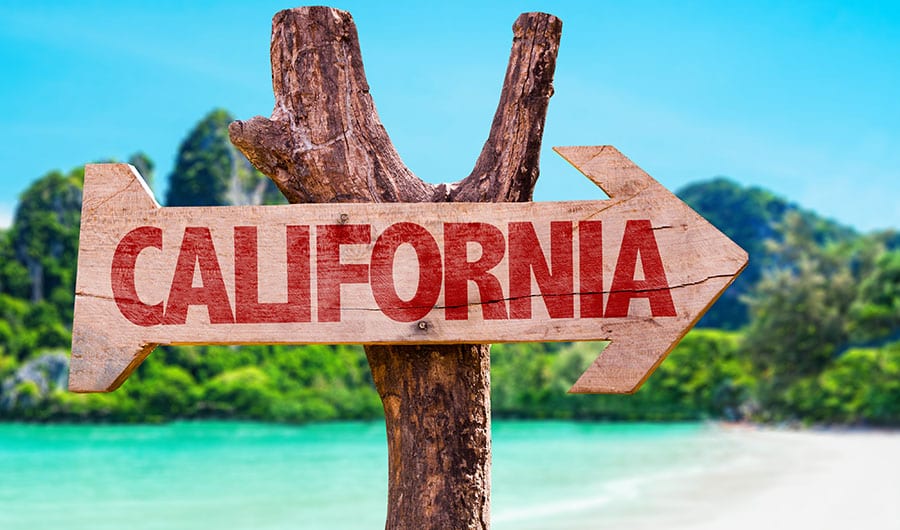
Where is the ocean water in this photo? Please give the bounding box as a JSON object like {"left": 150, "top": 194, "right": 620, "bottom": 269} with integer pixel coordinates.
{"left": 0, "top": 421, "right": 745, "bottom": 529}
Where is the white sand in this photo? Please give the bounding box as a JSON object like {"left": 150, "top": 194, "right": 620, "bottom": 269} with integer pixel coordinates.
{"left": 625, "top": 426, "right": 900, "bottom": 530}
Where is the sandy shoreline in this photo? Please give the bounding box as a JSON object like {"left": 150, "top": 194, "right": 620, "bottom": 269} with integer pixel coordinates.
{"left": 620, "top": 425, "right": 900, "bottom": 529}
{"left": 497, "top": 424, "right": 900, "bottom": 530}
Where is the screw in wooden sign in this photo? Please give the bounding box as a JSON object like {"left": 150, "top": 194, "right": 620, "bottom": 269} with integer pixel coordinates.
{"left": 70, "top": 7, "right": 747, "bottom": 530}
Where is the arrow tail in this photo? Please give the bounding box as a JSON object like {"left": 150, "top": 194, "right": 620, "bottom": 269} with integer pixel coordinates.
{"left": 70, "top": 164, "right": 161, "bottom": 392}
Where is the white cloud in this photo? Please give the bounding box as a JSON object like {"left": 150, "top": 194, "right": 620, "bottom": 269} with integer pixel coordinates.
{"left": 0, "top": 203, "right": 13, "bottom": 229}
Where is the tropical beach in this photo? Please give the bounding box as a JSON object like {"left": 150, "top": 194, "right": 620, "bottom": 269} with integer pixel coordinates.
{"left": 1, "top": 421, "right": 897, "bottom": 529}
{"left": 601, "top": 427, "right": 900, "bottom": 530}
{"left": 2, "top": 2, "right": 899, "bottom": 529}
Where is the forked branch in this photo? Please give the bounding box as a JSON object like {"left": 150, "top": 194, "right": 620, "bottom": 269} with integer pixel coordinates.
{"left": 229, "top": 6, "right": 561, "bottom": 529}
{"left": 229, "top": 6, "right": 561, "bottom": 206}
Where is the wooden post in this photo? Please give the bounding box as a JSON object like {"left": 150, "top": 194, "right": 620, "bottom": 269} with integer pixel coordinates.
{"left": 229, "top": 7, "right": 561, "bottom": 529}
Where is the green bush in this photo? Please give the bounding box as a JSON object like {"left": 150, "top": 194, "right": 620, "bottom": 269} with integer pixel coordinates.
{"left": 784, "top": 342, "right": 900, "bottom": 425}
{"left": 202, "top": 366, "right": 277, "bottom": 419}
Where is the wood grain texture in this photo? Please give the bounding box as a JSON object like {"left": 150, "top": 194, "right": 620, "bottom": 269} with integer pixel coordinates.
{"left": 228, "top": 6, "right": 432, "bottom": 204}
{"left": 71, "top": 148, "right": 746, "bottom": 393}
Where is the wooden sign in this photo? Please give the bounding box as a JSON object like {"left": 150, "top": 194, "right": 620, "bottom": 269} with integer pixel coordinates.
{"left": 69, "top": 145, "right": 747, "bottom": 394}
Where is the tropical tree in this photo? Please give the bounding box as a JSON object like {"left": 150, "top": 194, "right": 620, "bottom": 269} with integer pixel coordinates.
{"left": 8, "top": 168, "right": 83, "bottom": 318}
{"left": 165, "top": 109, "right": 283, "bottom": 207}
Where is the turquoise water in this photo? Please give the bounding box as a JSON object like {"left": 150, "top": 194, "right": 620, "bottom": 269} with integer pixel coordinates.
{"left": 0, "top": 421, "right": 738, "bottom": 529}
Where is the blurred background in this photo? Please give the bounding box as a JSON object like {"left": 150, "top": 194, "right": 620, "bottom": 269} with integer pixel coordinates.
{"left": 1, "top": 1, "right": 898, "bottom": 529}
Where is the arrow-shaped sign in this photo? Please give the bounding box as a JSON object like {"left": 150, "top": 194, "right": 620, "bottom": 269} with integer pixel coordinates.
{"left": 70, "top": 146, "right": 747, "bottom": 394}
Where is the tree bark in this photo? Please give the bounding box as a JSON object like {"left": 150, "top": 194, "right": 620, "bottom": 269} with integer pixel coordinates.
{"left": 230, "top": 7, "right": 561, "bottom": 529}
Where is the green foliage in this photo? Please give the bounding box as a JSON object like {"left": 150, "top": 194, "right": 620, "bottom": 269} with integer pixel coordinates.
{"left": 44, "top": 390, "right": 140, "bottom": 423}
{"left": 202, "top": 366, "right": 277, "bottom": 419}
{"left": 848, "top": 250, "right": 900, "bottom": 343}
{"left": 0, "top": 167, "right": 84, "bottom": 363}
{"left": 783, "top": 343, "right": 900, "bottom": 426}
{"left": 0, "top": 229, "right": 30, "bottom": 300}
{"left": 129, "top": 363, "right": 199, "bottom": 420}
{"left": 739, "top": 213, "right": 898, "bottom": 418}
{"left": 8, "top": 168, "right": 83, "bottom": 315}
{"left": 2, "top": 108, "right": 898, "bottom": 426}
{"left": 0, "top": 296, "right": 72, "bottom": 361}
{"left": 737, "top": 213, "right": 900, "bottom": 422}
{"left": 491, "top": 331, "right": 752, "bottom": 421}
{"left": 678, "top": 178, "right": 855, "bottom": 329}
{"left": 0, "top": 352, "right": 16, "bottom": 381}
{"left": 165, "top": 109, "right": 283, "bottom": 207}
{"left": 637, "top": 330, "right": 753, "bottom": 420}
{"left": 0, "top": 294, "right": 34, "bottom": 359}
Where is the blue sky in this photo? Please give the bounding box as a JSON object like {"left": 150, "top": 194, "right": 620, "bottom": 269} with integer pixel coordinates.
{"left": 1, "top": 0, "right": 898, "bottom": 231}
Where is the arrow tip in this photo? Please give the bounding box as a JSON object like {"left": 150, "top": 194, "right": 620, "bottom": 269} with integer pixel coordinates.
{"left": 554, "top": 144, "right": 749, "bottom": 394}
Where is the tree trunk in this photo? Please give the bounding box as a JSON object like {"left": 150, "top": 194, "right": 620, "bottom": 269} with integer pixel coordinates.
{"left": 230, "top": 6, "right": 561, "bottom": 529}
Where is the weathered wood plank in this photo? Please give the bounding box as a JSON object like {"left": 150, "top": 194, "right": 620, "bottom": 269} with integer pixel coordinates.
{"left": 70, "top": 146, "right": 746, "bottom": 393}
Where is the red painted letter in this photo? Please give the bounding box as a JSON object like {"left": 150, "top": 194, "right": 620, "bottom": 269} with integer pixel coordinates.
{"left": 605, "top": 220, "right": 676, "bottom": 318}
{"left": 111, "top": 226, "right": 163, "bottom": 326}
{"left": 234, "top": 226, "right": 311, "bottom": 323}
{"left": 508, "top": 221, "right": 573, "bottom": 319}
{"left": 317, "top": 224, "right": 371, "bottom": 322}
{"left": 370, "top": 222, "right": 442, "bottom": 322}
{"left": 444, "top": 223, "right": 508, "bottom": 320}
{"left": 579, "top": 221, "right": 604, "bottom": 318}
{"left": 164, "top": 227, "right": 235, "bottom": 325}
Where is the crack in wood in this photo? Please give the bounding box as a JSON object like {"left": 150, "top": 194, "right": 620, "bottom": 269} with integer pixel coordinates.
{"left": 337, "top": 273, "right": 734, "bottom": 312}
{"left": 85, "top": 176, "right": 137, "bottom": 215}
